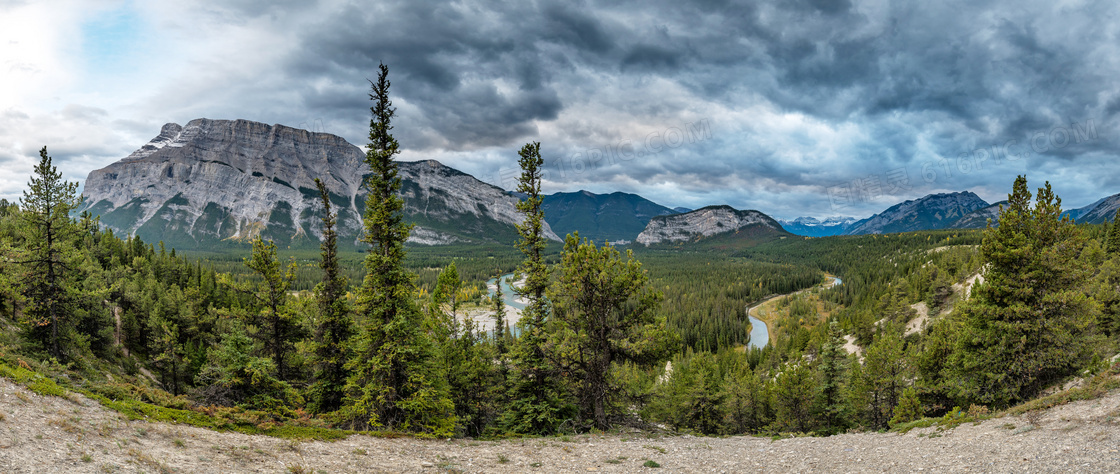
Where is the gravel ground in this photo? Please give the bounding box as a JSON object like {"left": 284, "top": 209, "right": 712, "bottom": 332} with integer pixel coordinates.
{"left": 0, "top": 376, "right": 1117, "bottom": 473}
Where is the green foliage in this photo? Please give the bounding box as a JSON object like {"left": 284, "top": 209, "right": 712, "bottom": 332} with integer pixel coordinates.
{"left": 814, "top": 321, "right": 848, "bottom": 432}
{"left": 196, "top": 323, "right": 302, "bottom": 411}
{"left": 854, "top": 328, "right": 910, "bottom": 429}
{"left": 548, "top": 234, "right": 680, "bottom": 430}
{"left": 649, "top": 350, "right": 725, "bottom": 434}
{"left": 502, "top": 141, "right": 571, "bottom": 435}
{"left": 306, "top": 179, "right": 353, "bottom": 414}
{"left": 344, "top": 63, "right": 454, "bottom": 437}
{"left": 1107, "top": 208, "right": 1120, "bottom": 255}
{"left": 242, "top": 237, "right": 301, "bottom": 381}
{"left": 946, "top": 176, "right": 1095, "bottom": 408}
{"left": 772, "top": 359, "right": 815, "bottom": 433}
{"left": 18, "top": 147, "right": 83, "bottom": 360}
{"left": 720, "top": 363, "right": 771, "bottom": 434}
{"left": 889, "top": 386, "right": 923, "bottom": 427}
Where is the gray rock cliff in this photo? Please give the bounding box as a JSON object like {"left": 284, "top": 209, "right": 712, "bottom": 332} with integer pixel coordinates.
{"left": 80, "top": 118, "right": 558, "bottom": 248}
{"left": 635, "top": 205, "right": 783, "bottom": 245}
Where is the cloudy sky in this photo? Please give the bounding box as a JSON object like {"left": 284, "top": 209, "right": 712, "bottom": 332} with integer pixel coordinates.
{"left": 2, "top": 0, "right": 1119, "bottom": 220}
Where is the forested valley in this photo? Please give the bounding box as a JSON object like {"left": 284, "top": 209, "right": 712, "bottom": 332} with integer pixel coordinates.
{"left": 2, "top": 66, "right": 1119, "bottom": 440}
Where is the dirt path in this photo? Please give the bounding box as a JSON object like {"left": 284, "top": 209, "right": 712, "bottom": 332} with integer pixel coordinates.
{"left": 0, "top": 376, "right": 1118, "bottom": 472}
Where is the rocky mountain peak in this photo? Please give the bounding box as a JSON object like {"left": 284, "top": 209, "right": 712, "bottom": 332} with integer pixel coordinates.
{"left": 80, "top": 118, "right": 557, "bottom": 249}
{"left": 844, "top": 191, "right": 989, "bottom": 235}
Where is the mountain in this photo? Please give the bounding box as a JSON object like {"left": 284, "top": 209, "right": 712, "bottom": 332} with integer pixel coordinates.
{"left": 1068, "top": 193, "right": 1120, "bottom": 224}
{"left": 672, "top": 207, "right": 693, "bottom": 214}
{"left": 844, "top": 191, "right": 989, "bottom": 235}
{"left": 79, "top": 118, "right": 558, "bottom": 249}
{"left": 778, "top": 216, "right": 858, "bottom": 237}
{"left": 949, "top": 201, "right": 1008, "bottom": 229}
{"left": 635, "top": 205, "right": 787, "bottom": 245}
{"left": 541, "top": 190, "right": 677, "bottom": 243}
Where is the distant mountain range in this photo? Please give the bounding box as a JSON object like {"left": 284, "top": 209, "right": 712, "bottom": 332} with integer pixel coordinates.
{"left": 78, "top": 119, "right": 1120, "bottom": 250}
{"left": 541, "top": 190, "right": 677, "bottom": 243}
{"left": 842, "top": 191, "right": 989, "bottom": 235}
{"left": 777, "top": 216, "right": 858, "bottom": 237}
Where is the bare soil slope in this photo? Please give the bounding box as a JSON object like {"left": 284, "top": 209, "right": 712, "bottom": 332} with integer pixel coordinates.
{"left": 0, "top": 376, "right": 1118, "bottom": 473}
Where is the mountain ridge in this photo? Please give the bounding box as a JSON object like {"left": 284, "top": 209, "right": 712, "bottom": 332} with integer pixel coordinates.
{"left": 79, "top": 118, "right": 559, "bottom": 249}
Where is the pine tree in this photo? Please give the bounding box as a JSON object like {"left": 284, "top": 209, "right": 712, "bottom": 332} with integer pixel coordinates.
{"left": 433, "top": 262, "right": 463, "bottom": 323}
{"left": 491, "top": 272, "right": 507, "bottom": 355}
{"left": 307, "top": 178, "right": 354, "bottom": 413}
{"left": 815, "top": 320, "right": 848, "bottom": 432}
{"left": 18, "top": 147, "right": 81, "bottom": 360}
{"left": 889, "top": 386, "right": 923, "bottom": 427}
{"left": 721, "top": 364, "right": 770, "bottom": 433}
{"left": 344, "top": 64, "right": 454, "bottom": 436}
{"left": 243, "top": 236, "right": 300, "bottom": 381}
{"left": 549, "top": 234, "right": 679, "bottom": 430}
{"left": 948, "top": 176, "right": 1094, "bottom": 407}
{"left": 500, "top": 142, "right": 570, "bottom": 435}
{"left": 1107, "top": 208, "right": 1120, "bottom": 255}
{"left": 859, "top": 328, "right": 909, "bottom": 429}
{"left": 773, "top": 359, "right": 815, "bottom": 433}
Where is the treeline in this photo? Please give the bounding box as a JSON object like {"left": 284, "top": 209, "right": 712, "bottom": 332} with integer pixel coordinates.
{"left": 634, "top": 252, "right": 821, "bottom": 351}
{"left": 4, "top": 65, "right": 1118, "bottom": 438}
{"left": 642, "top": 177, "right": 1120, "bottom": 434}
{"left": 0, "top": 67, "right": 678, "bottom": 438}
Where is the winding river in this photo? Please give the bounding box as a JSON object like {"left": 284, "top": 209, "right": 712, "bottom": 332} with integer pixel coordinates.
{"left": 746, "top": 275, "right": 842, "bottom": 349}
{"left": 486, "top": 272, "right": 842, "bottom": 351}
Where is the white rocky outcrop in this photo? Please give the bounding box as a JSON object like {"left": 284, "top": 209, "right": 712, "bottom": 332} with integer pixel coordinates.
{"left": 635, "top": 205, "right": 782, "bottom": 245}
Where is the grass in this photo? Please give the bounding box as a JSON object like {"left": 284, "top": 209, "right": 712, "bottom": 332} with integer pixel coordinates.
{"left": 643, "top": 460, "right": 661, "bottom": 468}
{"left": 1004, "top": 366, "right": 1120, "bottom": 416}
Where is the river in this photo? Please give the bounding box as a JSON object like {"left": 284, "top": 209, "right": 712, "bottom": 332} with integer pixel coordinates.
{"left": 746, "top": 275, "right": 842, "bottom": 350}
{"left": 486, "top": 273, "right": 524, "bottom": 310}
{"left": 487, "top": 272, "right": 841, "bottom": 350}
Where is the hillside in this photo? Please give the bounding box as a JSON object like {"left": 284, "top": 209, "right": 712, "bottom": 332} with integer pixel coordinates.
{"left": 845, "top": 191, "right": 989, "bottom": 235}
{"left": 950, "top": 200, "right": 1008, "bottom": 229}
{"left": 541, "top": 190, "right": 677, "bottom": 243}
{"left": 1, "top": 374, "right": 1117, "bottom": 472}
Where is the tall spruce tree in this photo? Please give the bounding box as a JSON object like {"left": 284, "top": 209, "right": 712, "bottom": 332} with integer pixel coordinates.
{"left": 19, "top": 147, "right": 81, "bottom": 360}
{"left": 947, "top": 176, "right": 1094, "bottom": 407}
{"left": 500, "top": 141, "right": 570, "bottom": 434}
{"left": 549, "top": 234, "right": 678, "bottom": 430}
{"left": 344, "top": 63, "right": 454, "bottom": 436}
{"left": 307, "top": 178, "right": 354, "bottom": 413}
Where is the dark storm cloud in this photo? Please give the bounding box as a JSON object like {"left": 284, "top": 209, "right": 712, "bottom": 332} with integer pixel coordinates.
{"left": 136, "top": 0, "right": 1120, "bottom": 217}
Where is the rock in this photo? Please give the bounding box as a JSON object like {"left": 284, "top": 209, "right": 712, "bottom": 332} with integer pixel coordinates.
{"left": 635, "top": 205, "right": 784, "bottom": 245}
{"left": 845, "top": 191, "right": 989, "bottom": 235}
{"left": 79, "top": 118, "right": 558, "bottom": 249}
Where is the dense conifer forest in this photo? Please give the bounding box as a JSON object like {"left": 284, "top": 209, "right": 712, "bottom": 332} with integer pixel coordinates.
{"left": 1, "top": 67, "right": 1118, "bottom": 439}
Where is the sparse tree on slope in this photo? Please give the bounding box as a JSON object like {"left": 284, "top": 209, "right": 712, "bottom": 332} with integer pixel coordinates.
{"left": 948, "top": 176, "right": 1094, "bottom": 407}
{"left": 243, "top": 236, "right": 301, "bottom": 381}
{"left": 19, "top": 147, "right": 81, "bottom": 360}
